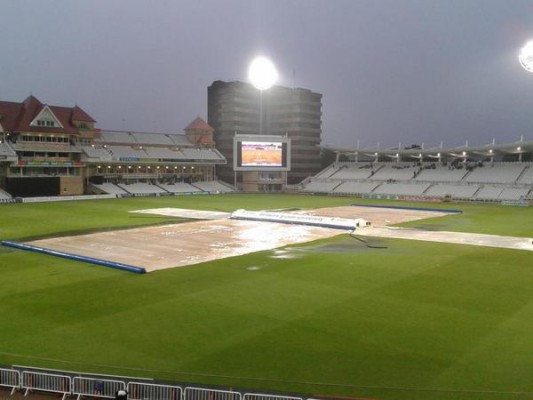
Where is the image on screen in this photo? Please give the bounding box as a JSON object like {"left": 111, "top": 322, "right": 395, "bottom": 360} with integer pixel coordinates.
{"left": 241, "top": 141, "right": 283, "bottom": 167}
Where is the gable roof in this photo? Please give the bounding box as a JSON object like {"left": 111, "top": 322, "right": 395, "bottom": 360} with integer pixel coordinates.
{"left": 0, "top": 95, "right": 96, "bottom": 134}
{"left": 30, "top": 105, "right": 65, "bottom": 128}
{"left": 184, "top": 117, "right": 214, "bottom": 132}
{"left": 0, "top": 100, "right": 24, "bottom": 132}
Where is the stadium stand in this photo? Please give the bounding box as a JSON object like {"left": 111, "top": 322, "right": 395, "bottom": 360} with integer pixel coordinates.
{"left": 474, "top": 186, "right": 504, "bottom": 200}
{"left": 157, "top": 182, "right": 202, "bottom": 193}
{"left": 193, "top": 180, "right": 236, "bottom": 193}
{"left": 0, "top": 141, "right": 17, "bottom": 158}
{"left": 517, "top": 164, "right": 533, "bottom": 184}
{"left": 301, "top": 180, "right": 341, "bottom": 193}
{"left": 106, "top": 145, "right": 148, "bottom": 158}
{"left": 0, "top": 188, "right": 12, "bottom": 200}
{"left": 415, "top": 184, "right": 480, "bottom": 199}
{"left": 463, "top": 163, "right": 525, "bottom": 184}
{"left": 301, "top": 158, "right": 532, "bottom": 202}
{"left": 82, "top": 145, "right": 113, "bottom": 161}
{"left": 414, "top": 164, "right": 468, "bottom": 182}
{"left": 328, "top": 163, "right": 374, "bottom": 180}
{"left": 314, "top": 164, "right": 340, "bottom": 179}
{"left": 498, "top": 187, "right": 530, "bottom": 201}
{"left": 117, "top": 182, "right": 168, "bottom": 195}
{"left": 90, "top": 183, "right": 129, "bottom": 195}
{"left": 373, "top": 182, "right": 431, "bottom": 196}
{"left": 370, "top": 163, "right": 419, "bottom": 181}
{"left": 332, "top": 181, "right": 380, "bottom": 195}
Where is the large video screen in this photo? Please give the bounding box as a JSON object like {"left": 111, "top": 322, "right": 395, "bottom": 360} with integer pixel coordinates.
{"left": 234, "top": 136, "right": 290, "bottom": 171}
{"left": 241, "top": 141, "right": 283, "bottom": 167}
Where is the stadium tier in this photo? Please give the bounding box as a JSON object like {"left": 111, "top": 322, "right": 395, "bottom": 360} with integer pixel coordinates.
{"left": 302, "top": 161, "right": 533, "bottom": 202}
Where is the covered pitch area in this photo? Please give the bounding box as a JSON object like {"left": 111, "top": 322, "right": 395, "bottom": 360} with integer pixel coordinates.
{"left": 5, "top": 205, "right": 530, "bottom": 274}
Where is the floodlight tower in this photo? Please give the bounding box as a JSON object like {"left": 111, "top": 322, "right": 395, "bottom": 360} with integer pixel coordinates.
{"left": 248, "top": 56, "right": 278, "bottom": 135}
{"left": 519, "top": 40, "right": 533, "bottom": 162}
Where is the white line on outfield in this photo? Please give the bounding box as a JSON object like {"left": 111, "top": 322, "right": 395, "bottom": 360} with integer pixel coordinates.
{"left": 356, "top": 227, "right": 533, "bottom": 251}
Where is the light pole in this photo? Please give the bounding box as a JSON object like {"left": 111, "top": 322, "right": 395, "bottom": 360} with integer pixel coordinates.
{"left": 247, "top": 56, "right": 279, "bottom": 191}
{"left": 248, "top": 56, "right": 278, "bottom": 135}
{"left": 519, "top": 40, "right": 533, "bottom": 162}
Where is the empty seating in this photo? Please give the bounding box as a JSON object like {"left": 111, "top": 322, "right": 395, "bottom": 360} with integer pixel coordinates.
{"left": 92, "top": 183, "right": 129, "bottom": 195}
{"left": 373, "top": 183, "right": 431, "bottom": 196}
{"left": 474, "top": 186, "right": 504, "bottom": 200}
{"left": 302, "top": 160, "right": 531, "bottom": 202}
{"left": 415, "top": 165, "right": 468, "bottom": 182}
{"left": 315, "top": 165, "right": 340, "bottom": 179}
{"left": 0, "top": 141, "right": 17, "bottom": 157}
{"left": 464, "top": 164, "right": 525, "bottom": 184}
{"left": 302, "top": 180, "right": 340, "bottom": 193}
{"left": 0, "top": 188, "right": 12, "bottom": 200}
{"left": 370, "top": 164, "right": 418, "bottom": 181}
{"left": 498, "top": 187, "right": 530, "bottom": 201}
{"left": 158, "top": 182, "right": 202, "bottom": 193}
{"left": 193, "top": 181, "right": 235, "bottom": 193}
{"left": 329, "top": 164, "right": 374, "bottom": 180}
{"left": 517, "top": 165, "right": 533, "bottom": 184}
{"left": 332, "top": 181, "right": 379, "bottom": 194}
{"left": 425, "top": 184, "right": 480, "bottom": 199}
{"left": 118, "top": 182, "right": 168, "bottom": 195}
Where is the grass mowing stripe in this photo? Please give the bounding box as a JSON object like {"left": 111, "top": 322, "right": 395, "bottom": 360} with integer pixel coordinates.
{"left": 1, "top": 194, "right": 532, "bottom": 400}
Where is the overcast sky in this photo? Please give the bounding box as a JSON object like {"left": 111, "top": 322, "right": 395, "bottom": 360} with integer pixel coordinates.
{"left": 1, "top": 0, "right": 533, "bottom": 148}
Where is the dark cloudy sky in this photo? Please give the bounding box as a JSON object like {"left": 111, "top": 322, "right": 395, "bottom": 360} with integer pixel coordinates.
{"left": 1, "top": 0, "right": 533, "bottom": 148}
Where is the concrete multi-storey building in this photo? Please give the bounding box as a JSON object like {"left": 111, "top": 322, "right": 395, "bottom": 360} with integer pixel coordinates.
{"left": 208, "top": 80, "right": 322, "bottom": 187}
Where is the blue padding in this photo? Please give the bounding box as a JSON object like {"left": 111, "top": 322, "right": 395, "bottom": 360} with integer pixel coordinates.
{"left": 1, "top": 240, "right": 146, "bottom": 274}
{"left": 351, "top": 203, "right": 463, "bottom": 214}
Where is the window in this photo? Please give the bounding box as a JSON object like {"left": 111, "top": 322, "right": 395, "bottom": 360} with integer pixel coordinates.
{"left": 36, "top": 119, "right": 55, "bottom": 127}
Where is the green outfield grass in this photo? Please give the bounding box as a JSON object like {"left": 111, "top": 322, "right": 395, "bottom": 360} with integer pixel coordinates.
{"left": 0, "top": 194, "right": 532, "bottom": 400}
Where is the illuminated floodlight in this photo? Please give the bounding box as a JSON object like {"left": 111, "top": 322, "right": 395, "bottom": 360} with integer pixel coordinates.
{"left": 248, "top": 57, "right": 278, "bottom": 90}
{"left": 519, "top": 40, "right": 533, "bottom": 73}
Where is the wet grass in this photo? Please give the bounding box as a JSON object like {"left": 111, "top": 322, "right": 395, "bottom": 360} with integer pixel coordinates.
{"left": 0, "top": 194, "right": 532, "bottom": 400}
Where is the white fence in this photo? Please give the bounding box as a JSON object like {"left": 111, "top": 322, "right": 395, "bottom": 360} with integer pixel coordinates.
{"left": 243, "top": 394, "right": 303, "bottom": 400}
{"left": 21, "top": 371, "right": 71, "bottom": 400}
{"left": 184, "top": 386, "right": 242, "bottom": 400}
{"left": 0, "top": 367, "right": 20, "bottom": 395}
{"left": 73, "top": 376, "right": 126, "bottom": 400}
{"left": 4, "top": 366, "right": 313, "bottom": 400}
{"left": 128, "top": 382, "right": 182, "bottom": 400}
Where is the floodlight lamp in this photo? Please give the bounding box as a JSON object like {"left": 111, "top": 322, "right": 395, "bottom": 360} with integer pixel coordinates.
{"left": 517, "top": 146, "right": 521, "bottom": 151}
{"left": 519, "top": 40, "right": 533, "bottom": 73}
{"left": 248, "top": 57, "right": 278, "bottom": 90}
